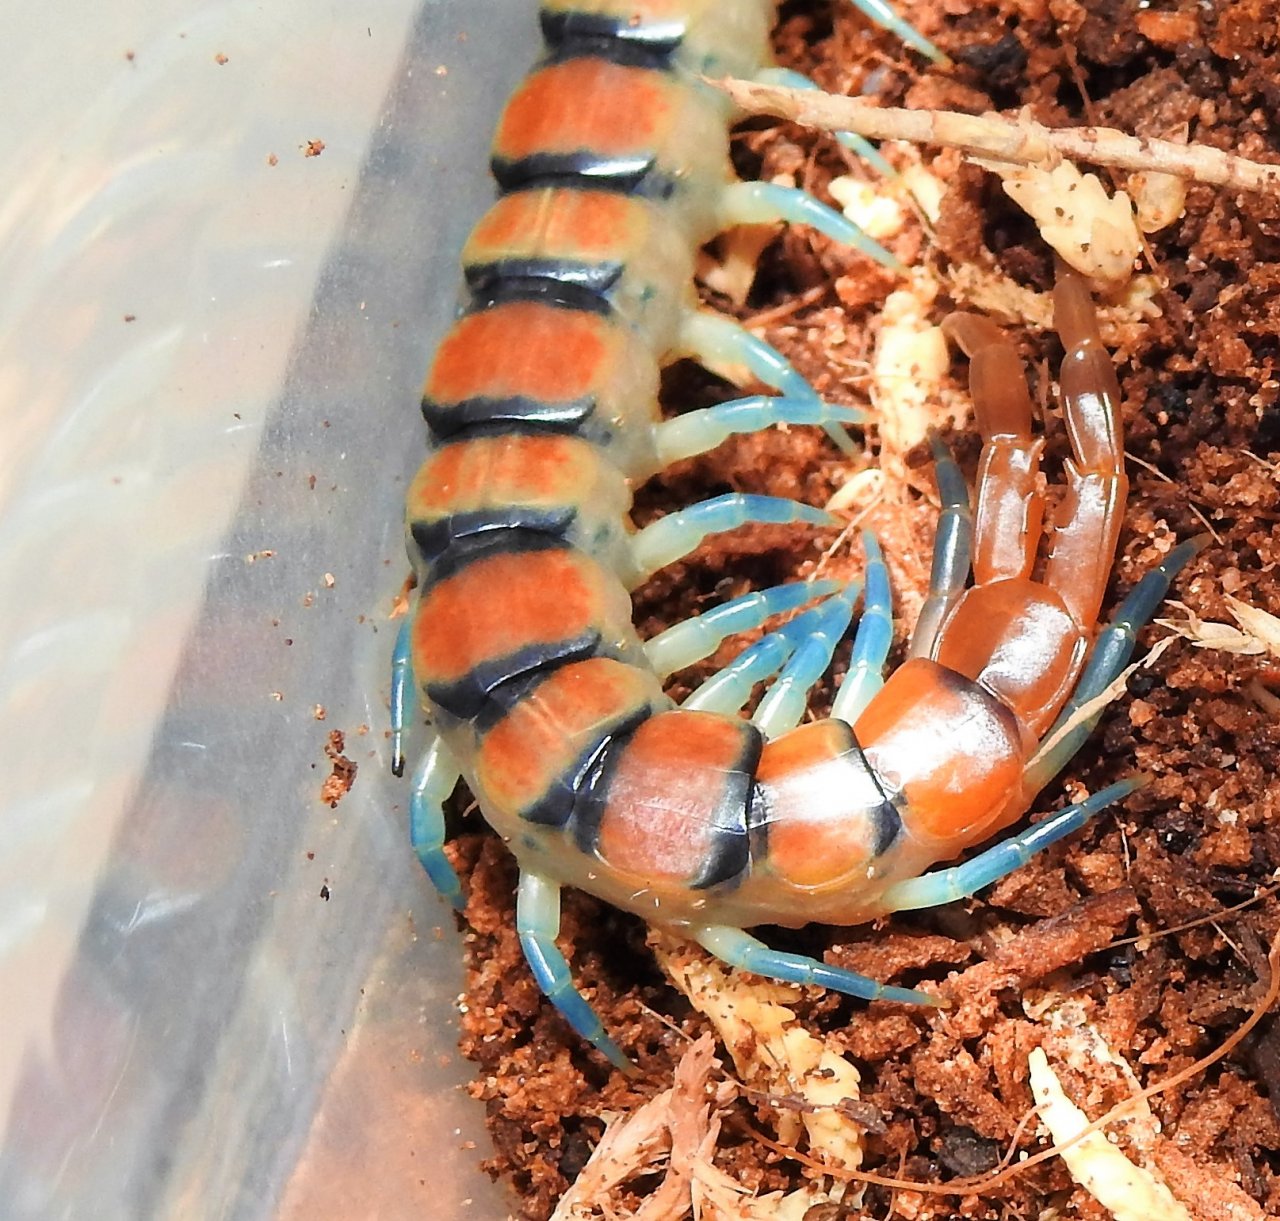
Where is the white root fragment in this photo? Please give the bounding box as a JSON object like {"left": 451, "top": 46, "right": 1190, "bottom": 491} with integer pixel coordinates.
{"left": 946, "top": 263, "right": 1162, "bottom": 344}
{"left": 550, "top": 1034, "right": 721, "bottom": 1221}
{"left": 1028, "top": 1048, "right": 1193, "bottom": 1221}
{"left": 650, "top": 930, "right": 867, "bottom": 1180}
{"left": 698, "top": 222, "right": 780, "bottom": 308}
{"left": 868, "top": 268, "right": 953, "bottom": 468}
{"left": 974, "top": 159, "right": 1142, "bottom": 289}
{"left": 1157, "top": 597, "right": 1280, "bottom": 659}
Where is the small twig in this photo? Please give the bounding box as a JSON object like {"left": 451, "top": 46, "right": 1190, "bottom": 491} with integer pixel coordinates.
{"left": 716, "top": 77, "right": 1280, "bottom": 196}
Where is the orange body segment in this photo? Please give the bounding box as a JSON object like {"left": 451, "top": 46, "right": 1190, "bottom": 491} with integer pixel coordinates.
{"left": 408, "top": 434, "right": 612, "bottom": 523}
{"left": 855, "top": 659, "right": 1024, "bottom": 845}
{"left": 494, "top": 59, "right": 674, "bottom": 163}
{"left": 465, "top": 189, "right": 642, "bottom": 266}
{"left": 595, "top": 710, "right": 757, "bottom": 885}
{"left": 471, "top": 658, "right": 663, "bottom": 823}
{"left": 425, "top": 303, "right": 618, "bottom": 406}
{"left": 933, "top": 579, "right": 1084, "bottom": 739}
{"left": 755, "top": 721, "right": 882, "bottom": 889}
{"left": 413, "top": 547, "right": 632, "bottom": 691}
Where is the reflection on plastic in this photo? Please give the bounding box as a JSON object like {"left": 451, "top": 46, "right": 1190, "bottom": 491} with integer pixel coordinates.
{"left": 0, "top": 0, "right": 532, "bottom": 1216}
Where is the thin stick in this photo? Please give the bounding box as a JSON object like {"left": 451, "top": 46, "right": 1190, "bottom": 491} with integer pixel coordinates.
{"left": 716, "top": 77, "right": 1280, "bottom": 197}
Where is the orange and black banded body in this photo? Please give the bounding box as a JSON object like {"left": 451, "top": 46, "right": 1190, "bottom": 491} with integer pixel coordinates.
{"left": 396, "top": 0, "right": 1194, "bottom": 1069}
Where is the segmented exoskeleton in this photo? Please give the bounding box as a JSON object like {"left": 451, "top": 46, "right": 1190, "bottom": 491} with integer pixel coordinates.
{"left": 391, "top": 0, "right": 1198, "bottom": 1069}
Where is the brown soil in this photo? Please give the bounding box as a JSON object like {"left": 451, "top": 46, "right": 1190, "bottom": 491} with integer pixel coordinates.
{"left": 449, "top": 2, "right": 1280, "bottom": 1217}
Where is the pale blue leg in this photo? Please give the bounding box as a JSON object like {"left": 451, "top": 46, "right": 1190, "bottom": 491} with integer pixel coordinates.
{"left": 410, "top": 737, "right": 465, "bottom": 912}
{"left": 644, "top": 578, "right": 840, "bottom": 677}
{"left": 840, "top": 0, "right": 949, "bottom": 64}
{"left": 517, "top": 871, "right": 632, "bottom": 1071}
{"left": 908, "top": 434, "right": 973, "bottom": 659}
{"left": 719, "top": 181, "right": 903, "bottom": 273}
{"left": 832, "top": 530, "right": 893, "bottom": 724}
{"left": 753, "top": 68, "right": 896, "bottom": 178}
{"left": 693, "top": 925, "right": 941, "bottom": 1006}
{"left": 390, "top": 616, "right": 413, "bottom": 777}
{"left": 629, "top": 493, "right": 836, "bottom": 583}
{"left": 653, "top": 395, "right": 865, "bottom": 467}
{"left": 1023, "top": 536, "right": 1206, "bottom": 794}
{"left": 679, "top": 311, "right": 820, "bottom": 404}
{"left": 682, "top": 595, "right": 846, "bottom": 713}
{"left": 879, "top": 777, "right": 1146, "bottom": 912}
{"left": 677, "top": 311, "right": 857, "bottom": 456}
{"left": 754, "top": 584, "right": 859, "bottom": 736}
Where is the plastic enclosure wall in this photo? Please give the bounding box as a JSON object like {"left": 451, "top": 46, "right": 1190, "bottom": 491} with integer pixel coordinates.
{"left": 0, "top": 1, "right": 535, "bottom": 1216}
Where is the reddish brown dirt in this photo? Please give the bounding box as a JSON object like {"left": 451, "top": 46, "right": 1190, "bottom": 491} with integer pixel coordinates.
{"left": 449, "top": 2, "right": 1280, "bottom": 1217}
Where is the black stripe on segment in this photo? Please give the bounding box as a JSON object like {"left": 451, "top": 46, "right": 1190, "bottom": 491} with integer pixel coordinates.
{"left": 409, "top": 506, "right": 578, "bottom": 570}
{"left": 427, "top": 629, "right": 604, "bottom": 724}
{"left": 466, "top": 276, "right": 614, "bottom": 317}
{"left": 849, "top": 732, "right": 904, "bottom": 858}
{"left": 567, "top": 724, "right": 632, "bottom": 855}
{"left": 416, "top": 526, "right": 564, "bottom": 591}
{"left": 464, "top": 259, "right": 624, "bottom": 312}
{"left": 491, "top": 154, "right": 677, "bottom": 203}
{"left": 421, "top": 393, "right": 597, "bottom": 440}
{"left": 520, "top": 705, "right": 657, "bottom": 829}
{"left": 539, "top": 12, "right": 685, "bottom": 62}
{"left": 568, "top": 718, "right": 764, "bottom": 891}
{"left": 689, "top": 722, "right": 764, "bottom": 891}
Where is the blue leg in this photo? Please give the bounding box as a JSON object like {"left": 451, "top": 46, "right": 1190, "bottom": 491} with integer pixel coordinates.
{"left": 754, "top": 585, "right": 859, "bottom": 735}
{"left": 390, "top": 616, "right": 413, "bottom": 777}
{"left": 517, "top": 871, "right": 632, "bottom": 1071}
{"left": 683, "top": 593, "right": 852, "bottom": 713}
{"left": 1023, "top": 536, "right": 1207, "bottom": 793}
{"left": 718, "top": 181, "right": 903, "bottom": 273}
{"left": 693, "top": 925, "right": 941, "bottom": 1006}
{"left": 879, "top": 777, "right": 1146, "bottom": 912}
{"left": 653, "top": 395, "right": 865, "bottom": 467}
{"left": 644, "top": 578, "right": 840, "bottom": 677}
{"left": 840, "top": 0, "right": 949, "bottom": 64}
{"left": 832, "top": 530, "right": 894, "bottom": 724}
{"left": 409, "top": 737, "right": 465, "bottom": 912}
{"left": 629, "top": 493, "right": 836, "bottom": 583}
{"left": 908, "top": 434, "right": 973, "bottom": 659}
{"left": 753, "top": 68, "right": 897, "bottom": 178}
{"left": 677, "top": 311, "right": 856, "bottom": 456}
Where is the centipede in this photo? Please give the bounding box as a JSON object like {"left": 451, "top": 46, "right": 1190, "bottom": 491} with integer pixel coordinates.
{"left": 390, "top": 0, "right": 1203, "bottom": 1072}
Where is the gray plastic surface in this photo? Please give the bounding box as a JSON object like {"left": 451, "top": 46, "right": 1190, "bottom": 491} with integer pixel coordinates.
{"left": 0, "top": 1, "right": 537, "bottom": 1216}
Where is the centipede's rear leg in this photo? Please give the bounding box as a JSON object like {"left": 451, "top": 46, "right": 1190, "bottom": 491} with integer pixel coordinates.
{"left": 930, "top": 271, "right": 1126, "bottom": 740}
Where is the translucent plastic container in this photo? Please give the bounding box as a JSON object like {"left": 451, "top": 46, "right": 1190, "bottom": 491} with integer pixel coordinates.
{"left": 0, "top": 2, "right": 535, "bottom": 1216}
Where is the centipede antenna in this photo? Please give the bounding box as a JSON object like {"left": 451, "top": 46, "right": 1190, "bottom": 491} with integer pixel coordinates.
{"left": 880, "top": 777, "right": 1147, "bottom": 912}
{"left": 1023, "top": 536, "right": 1208, "bottom": 794}
{"left": 682, "top": 594, "right": 849, "bottom": 714}
{"left": 390, "top": 617, "right": 414, "bottom": 777}
{"left": 644, "top": 578, "right": 841, "bottom": 677}
{"left": 652, "top": 395, "right": 865, "bottom": 467}
{"left": 718, "top": 181, "right": 904, "bottom": 273}
{"left": 629, "top": 493, "right": 836, "bottom": 583}
{"left": 409, "top": 737, "right": 466, "bottom": 912}
{"left": 754, "top": 584, "right": 859, "bottom": 736}
{"left": 908, "top": 432, "right": 973, "bottom": 659}
{"left": 676, "top": 311, "right": 858, "bottom": 456}
{"left": 752, "top": 68, "right": 898, "bottom": 178}
{"left": 832, "top": 530, "right": 894, "bottom": 724}
{"left": 692, "top": 925, "right": 942, "bottom": 1006}
{"left": 517, "top": 872, "right": 634, "bottom": 1072}
{"left": 840, "top": 0, "right": 950, "bottom": 65}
